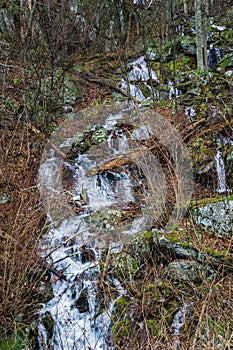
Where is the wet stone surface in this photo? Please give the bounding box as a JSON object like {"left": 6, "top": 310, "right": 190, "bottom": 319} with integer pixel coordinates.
{"left": 75, "top": 288, "right": 89, "bottom": 313}
{"left": 165, "top": 259, "right": 204, "bottom": 283}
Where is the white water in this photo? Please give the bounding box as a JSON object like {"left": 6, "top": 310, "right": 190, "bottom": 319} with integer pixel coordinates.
{"left": 207, "top": 44, "right": 225, "bottom": 68}
{"left": 119, "top": 56, "right": 159, "bottom": 101}
{"left": 215, "top": 147, "right": 227, "bottom": 193}
{"left": 172, "top": 302, "right": 192, "bottom": 349}
{"left": 120, "top": 56, "right": 182, "bottom": 102}
{"left": 168, "top": 80, "right": 182, "bottom": 100}
{"left": 215, "top": 137, "right": 232, "bottom": 193}
{"left": 38, "top": 112, "right": 146, "bottom": 349}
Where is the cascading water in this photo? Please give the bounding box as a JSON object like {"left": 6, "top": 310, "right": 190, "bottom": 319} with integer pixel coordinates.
{"left": 215, "top": 137, "right": 233, "bottom": 193}
{"left": 172, "top": 302, "right": 192, "bottom": 349}
{"left": 38, "top": 112, "right": 146, "bottom": 350}
{"left": 168, "top": 80, "right": 182, "bottom": 100}
{"left": 215, "top": 146, "right": 227, "bottom": 193}
{"left": 119, "top": 55, "right": 182, "bottom": 102}
{"left": 119, "top": 56, "right": 159, "bottom": 101}
{"left": 207, "top": 44, "right": 225, "bottom": 68}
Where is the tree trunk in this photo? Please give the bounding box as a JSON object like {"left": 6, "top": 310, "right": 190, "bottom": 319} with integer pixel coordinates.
{"left": 195, "top": 0, "right": 208, "bottom": 72}
{"left": 183, "top": 0, "right": 188, "bottom": 14}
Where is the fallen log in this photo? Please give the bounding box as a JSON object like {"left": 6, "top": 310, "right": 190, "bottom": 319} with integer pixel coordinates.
{"left": 86, "top": 155, "right": 132, "bottom": 177}
{"left": 86, "top": 145, "right": 153, "bottom": 177}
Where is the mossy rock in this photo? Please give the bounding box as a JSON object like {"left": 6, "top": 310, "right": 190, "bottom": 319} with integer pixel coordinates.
{"left": 114, "top": 296, "right": 131, "bottom": 314}
{"left": 167, "top": 55, "right": 196, "bottom": 72}
{"left": 85, "top": 208, "right": 122, "bottom": 230}
{"left": 122, "top": 234, "right": 155, "bottom": 268}
{"left": 146, "top": 319, "right": 162, "bottom": 336}
{"left": 165, "top": 259, "right": 204, "bottom": 283}
{"left": 196, "top": 318, "right": 231, "bottom": 349}
{"left": 136, "top": 82, "right": 151, "bottom": 98}
{"left": 63, "top": 74, "right": 82, "bottom": 104}
{"left": 188, "top": 137, "right": 215, "bottom": 165}
{"left": 112, "top": 318, "right": 132, "bottom": 344}
{"left": 41, "top": 311, "right": 54, "bottom": 344}
{"left": 150, "top": 62, "right": 172, "bottom": 83}
{"left": 90, "top": 127, "right": 108, "bottom": 145}
{"left": 75, "top": 288, "right": 89, "bottom": 313}
{"left": 193, "top": 199, "right": 233, "bottom": 236}
{"left": 73, "top": 132, "right": 85, "bottom": 147}
{"left": 109, "top": 252, "right": 139, "bottom": 279}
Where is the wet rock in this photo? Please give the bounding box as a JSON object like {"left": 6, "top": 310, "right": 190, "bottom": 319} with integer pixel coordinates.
{"left": 193, "top": 199, "right": 233, "bottom": 236}
{"left": 165, "top": 259, "right": 203, "bottom": 283}
{"left": 131, "top": 124, "right": 152, "bottom": 141}
{"left": 158, "top": 237, "right": 200, "bottom": 260}
{"left": 38, "top": 280, "right": 54, "bottom": 303}
{"left": 81, "top": 245, "right": 96, "bottom": 263}
{"left": 181, "top": 37, "right": 196, "bottom": 56}
{"left": 85, "top": 208, "right": 122, "bottom": 230}
{"left": 75, "top": 288, "right": 89, "bottom": 313}
{"left": 63, "top": 75, "right": 81, "bottom": 104}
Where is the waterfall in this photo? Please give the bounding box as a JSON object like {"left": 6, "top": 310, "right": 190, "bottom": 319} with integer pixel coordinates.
{"left": 215, "top": 137, "right": 232, "bottom": 193}
{"left": 215, "top": 146, "right": 227, "bottom": 193}
{"left": 38, "top": 111, "right": 146, "bottom": 349}
{"left": 207, "top": 44, "right": 225, "bottom": 68}
{"left": 119, "top": 56, "right": 159, "bottom": 101}
{"left": 168, "top": 80, "right": 182, "bottom": 100}
{"left": 172, "top": 302, "right": 192, "bottom": 349}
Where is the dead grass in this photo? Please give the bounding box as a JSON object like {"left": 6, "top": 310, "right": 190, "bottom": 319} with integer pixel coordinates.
{"left": 0, "top": 117, "right": 49, "bottom": 339}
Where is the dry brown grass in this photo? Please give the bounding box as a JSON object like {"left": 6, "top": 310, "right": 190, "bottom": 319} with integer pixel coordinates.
{"left": 0, "top": 118, "right": 49, "bottom": 339}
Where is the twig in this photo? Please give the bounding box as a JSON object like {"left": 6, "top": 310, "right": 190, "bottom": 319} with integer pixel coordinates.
{"left": 70, "top": 69, "right": 141, "bottom": 104}
{"left": 0, "top": 62, "right": 30, "bottom": 71}
{"left": 27, "top": 122, "right": 66, "bottom": 158}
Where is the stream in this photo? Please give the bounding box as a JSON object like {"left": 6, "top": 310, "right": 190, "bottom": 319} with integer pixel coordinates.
{"left": 215, "top": 136, "right": 233, "bottom": 193}
{"left": 38, "top": 110, "right": 151, "bottom": 349}
{"left": 37, "top": 53, "right": 230, "bottom": 349}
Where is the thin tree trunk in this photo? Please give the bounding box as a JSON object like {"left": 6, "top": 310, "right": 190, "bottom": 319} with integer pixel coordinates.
{"left": 195, "top": 0, "right": 208, "bottom": 72}
{"left": 20, "top": 0, "right": 24, "bottom": 40}
{"left": 183, "top": 0, "right": 188, "bottom": 14}
{"left": 28, "top": 0, "right": 32, "bottom": 12}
